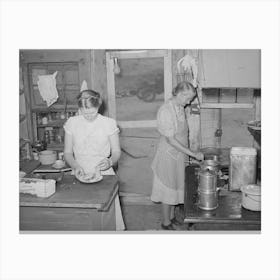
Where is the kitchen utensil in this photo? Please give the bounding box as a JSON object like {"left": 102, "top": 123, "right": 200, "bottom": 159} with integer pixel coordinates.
{"left": 198, "top": 169, "right": 217, "bottom": 193}
{"left": 197, "top": 190, "right": 218, "bottom": 210}
{"left": 197, "top": 169, "right": 218, "bottom": 210}
{"left": 39, "top": 150, "right": 57, "bottom": 165}
{"left": 240, "top": 184, "right": 261, "bottom": 211}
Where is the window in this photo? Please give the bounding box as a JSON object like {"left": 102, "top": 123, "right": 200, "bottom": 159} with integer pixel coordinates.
{"left": 28, "top": 62, "right": 80, "bottom": 108}
{"left": 106, "top": 50, "right": 172, "bottom": 128}
{"left": 200, "top": 88, "right": 255, "bottom": 108}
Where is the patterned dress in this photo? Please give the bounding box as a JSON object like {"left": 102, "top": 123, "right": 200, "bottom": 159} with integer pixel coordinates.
{"left": 151, "top": 100, "right": 189, "bottom": 205}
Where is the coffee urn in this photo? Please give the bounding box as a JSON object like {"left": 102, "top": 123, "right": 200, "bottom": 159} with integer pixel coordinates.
{"left": 198, "top": 169, "right": 218, "bottom": 210}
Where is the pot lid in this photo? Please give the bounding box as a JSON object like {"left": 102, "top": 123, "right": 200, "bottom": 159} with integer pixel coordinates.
{"left": 201, "top": 159, "right": 219, "bottom": 166}
{"left": 241, "top": 184, "right": 261, "bottom": 195}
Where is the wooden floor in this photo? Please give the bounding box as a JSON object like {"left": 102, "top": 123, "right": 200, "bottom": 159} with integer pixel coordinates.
{"left": 120, "top": 200, "right": 260, "bottom": 231}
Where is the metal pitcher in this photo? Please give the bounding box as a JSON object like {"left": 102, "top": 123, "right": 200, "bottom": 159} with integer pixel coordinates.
{"left": 198, "top": 169, "right": 218, "bottom": 210}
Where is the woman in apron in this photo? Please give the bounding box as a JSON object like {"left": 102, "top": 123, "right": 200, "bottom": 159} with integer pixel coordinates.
{"left": 151, "top": 81, "right": 204, "bottom": 230}
{"left": 64, "top": 89, "right": 125, "bottom": 230}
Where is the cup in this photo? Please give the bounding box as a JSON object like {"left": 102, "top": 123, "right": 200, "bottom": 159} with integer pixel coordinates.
{"left": 54, "top": 159, "right": 65, "bottom": 168}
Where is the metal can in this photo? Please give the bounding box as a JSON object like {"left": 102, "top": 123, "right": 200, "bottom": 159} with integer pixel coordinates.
{"left": 198, "top": 190, "right": 218, "bottom": 210}
{"left": 229, "top": 147, "right": 257, "bottom": 191}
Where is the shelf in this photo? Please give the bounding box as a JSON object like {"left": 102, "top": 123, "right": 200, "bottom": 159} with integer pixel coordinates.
{"left": 200, "top": 103, "right": 254, "bottom": 109}
{"left": 46, "top": 143, "right": 64, "bottom": 151}
{"left": 37, "top": 120, "right": 66, "bottom": 128}
{"left": 32, "top": 106, "right": 78, "bottom": 112}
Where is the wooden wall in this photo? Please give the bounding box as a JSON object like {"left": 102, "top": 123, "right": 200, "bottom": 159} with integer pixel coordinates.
{"left": 19, "top": 49, "right": 259, "bottom": 195}
{"left": 171, "top": 49, "right": 258, "bottom": 150}
{"left": 20, "top": 50, "right": 95, "bottom": 141}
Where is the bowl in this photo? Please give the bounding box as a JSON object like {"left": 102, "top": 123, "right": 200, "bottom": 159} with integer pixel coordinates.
{"left": 240, "top": 184, "right": 261, "bottom": 211}
{"left": 52, "top": 160, "right": 65, "bottom": 169}
{"left": 75, "top": 171, "right": 103, "bottom": 184}
{"left": 39, "top": 150, "right": 57, "bottom": 165}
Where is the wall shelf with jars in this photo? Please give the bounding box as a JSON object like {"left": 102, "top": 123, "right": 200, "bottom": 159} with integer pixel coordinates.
{"left": 32, "top": 109, "right": 78, "bottom": 151}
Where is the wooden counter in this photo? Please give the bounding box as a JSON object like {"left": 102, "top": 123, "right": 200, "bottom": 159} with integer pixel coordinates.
{"left": 20, "top": 174, "right": 119, "bottom": 231}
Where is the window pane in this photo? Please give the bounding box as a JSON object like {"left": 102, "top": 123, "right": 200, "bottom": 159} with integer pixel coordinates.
{"left": 115, "top": 57, "right": 164, "bottom": 121}
{"left": 220, "top": 88, "right": 236, "bottom": 103}
{"left": 237, "top": 88, "right": 254, "bottom": 103}
{"left": 202, "top": 88, "right": 219, "bottom": 103}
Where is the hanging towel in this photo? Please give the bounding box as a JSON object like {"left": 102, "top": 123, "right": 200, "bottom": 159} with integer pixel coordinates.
{"left": 176, "top": 55, "right": 198, "bottom": 87}
{"left": 37, "top": 71, "right": 59, "bottom": 107}
{"left": 80, "top": 80, "right": 88, "bottom": 91}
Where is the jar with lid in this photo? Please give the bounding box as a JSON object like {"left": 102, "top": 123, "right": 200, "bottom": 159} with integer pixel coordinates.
{"left": 44, "top": 130, "right": 50, "bottom": 144}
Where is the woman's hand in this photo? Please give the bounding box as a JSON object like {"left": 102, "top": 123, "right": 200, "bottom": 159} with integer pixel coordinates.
{"left": 74, "top": 166, "right": 85, "bottom": 177}
{"left": 194, "top": 152, "right": 204, "bottom": 161}
{"left": 97, "top": 158, "right": 113, "bottom": 171}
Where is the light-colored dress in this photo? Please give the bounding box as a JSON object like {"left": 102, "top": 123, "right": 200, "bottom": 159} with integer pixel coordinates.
{"left": 64, "top": 114, "right": 125, "bottom": 230}
{"left": 64, "top": 114, "right": 118, "bottom": 175}
{"left": 151, "top": 100, "right": 189, "bottom": 205}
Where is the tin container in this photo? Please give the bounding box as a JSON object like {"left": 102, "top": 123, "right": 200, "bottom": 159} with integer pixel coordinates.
{"left": 198, "top": 169, "right": 217, "bottom": 193}
{"left": 229, "top": 147, "right": 257, "bottom": 191}
{"left": 198, "top": 190, "right": 218, "bottom": 210}
{"left": 197, "top": 169, "right": 218, "bottom": 210}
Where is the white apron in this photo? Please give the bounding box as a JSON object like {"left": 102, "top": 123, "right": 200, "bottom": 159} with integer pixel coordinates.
{"left": 151, "top": 101, "right": 189, "bottom": 205}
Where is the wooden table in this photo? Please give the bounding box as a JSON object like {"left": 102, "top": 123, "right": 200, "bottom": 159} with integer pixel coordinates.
{"left": 184, "top": 165, "right": 261, "bottom": 230}
{"left": 20, "top": 174, "right": 119, "bottom": 231}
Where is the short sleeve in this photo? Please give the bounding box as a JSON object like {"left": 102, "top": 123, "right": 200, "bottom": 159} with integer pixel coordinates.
{"left": 157, "top": 107, "right": 175, "bottom": 137}
{"left": 106, "top": 118, "right": 120, "bottom": 136}
{"left": 63, "top": 117, "right": 74, "bottom": 135}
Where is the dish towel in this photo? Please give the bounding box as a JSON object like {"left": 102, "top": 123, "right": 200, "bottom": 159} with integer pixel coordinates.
{"left": 37, "top": 71, "right": 59, "bottom": 107}
{"left": 176, "top": 54, "right": 198, "bottom": 87}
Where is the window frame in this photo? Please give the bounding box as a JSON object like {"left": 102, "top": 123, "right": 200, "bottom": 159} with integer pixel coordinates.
{"left": 106, "top": 50, "right": 172, "bottom": 128}
{"left": 28, "top": 62, "right": 80, "bottom": 110}
{"left": 199, "top": 87, "right": 256, "bottom": 109}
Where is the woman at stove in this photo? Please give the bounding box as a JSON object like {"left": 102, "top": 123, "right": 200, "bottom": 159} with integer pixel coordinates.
{"left": 151, "top": 81, "right": 204, "bottom": 230}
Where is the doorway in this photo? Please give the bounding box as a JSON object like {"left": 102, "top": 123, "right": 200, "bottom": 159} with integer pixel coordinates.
{"left": 106, "top": 50, "right": 172, "bottom": 195}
